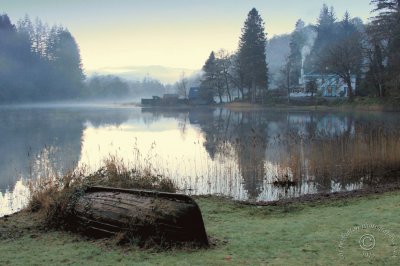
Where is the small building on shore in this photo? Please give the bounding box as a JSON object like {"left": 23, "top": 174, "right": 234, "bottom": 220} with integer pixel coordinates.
{"left": 141, "top": 93, "right": 187, "bottom": 106}
{"left": 141, "top": 96, "right": 161, "bottom": 105}
{"left": 291, "top": 70, "right": 356, "bottom": 98}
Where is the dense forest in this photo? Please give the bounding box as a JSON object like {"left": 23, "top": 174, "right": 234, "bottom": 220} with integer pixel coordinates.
{"left": 0, "top": 14, "right": 168, "bottom": 102}
{"left": 0, "top": 14, "right": 84, "bottom": 102}
{"left": 198, "top": 1, "right": 400, "bottom": 103}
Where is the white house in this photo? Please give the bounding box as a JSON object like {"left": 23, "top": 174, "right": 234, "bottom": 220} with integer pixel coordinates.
{"left": 293, "top": 70, "right": 356, "bottom": 98}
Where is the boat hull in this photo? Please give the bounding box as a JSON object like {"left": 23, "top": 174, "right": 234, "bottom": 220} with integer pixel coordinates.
{"left": 73, "top": 186, "right": 209, "bottom": 246}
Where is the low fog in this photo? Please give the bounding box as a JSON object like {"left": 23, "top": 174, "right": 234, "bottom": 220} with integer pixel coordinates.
{"left": 0, "top": 3, "right": 396, "bottom": 104}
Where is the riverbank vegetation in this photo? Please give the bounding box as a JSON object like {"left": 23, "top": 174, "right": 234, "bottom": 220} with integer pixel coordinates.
{"left": 1, "top": 191, "right": 399, "bottom": 265}
{"left": 27, "top": 157, "right": 176, "bottom": 233}
{"left": 281, "top": 123, "right": 400, "bottom": 188}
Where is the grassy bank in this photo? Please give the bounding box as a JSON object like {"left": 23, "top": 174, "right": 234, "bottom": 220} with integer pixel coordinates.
{"left": 1, "top": 191, "right": 399, "bottom": 265}
{"left": 224, "top": 97, "right": 400, "bottom": 112}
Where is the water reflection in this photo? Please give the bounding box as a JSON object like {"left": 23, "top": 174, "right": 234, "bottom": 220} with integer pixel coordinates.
{"left": 0, "top": 180, "right": 30, "bottom": 216}
{"left": 1, "top": 105, "right": 400, "bottom": 216}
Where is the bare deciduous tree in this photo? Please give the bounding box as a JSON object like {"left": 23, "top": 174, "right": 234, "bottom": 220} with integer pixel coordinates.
{"left": 176, "top": 71, "right": 188, "bottom": 99}
{"left": 319, "top": 13, "right": 363, "bottom": 101}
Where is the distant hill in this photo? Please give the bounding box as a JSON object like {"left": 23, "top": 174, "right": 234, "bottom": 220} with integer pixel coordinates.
{"left": 87, "top": 65, "right": 198, "bottom": 84}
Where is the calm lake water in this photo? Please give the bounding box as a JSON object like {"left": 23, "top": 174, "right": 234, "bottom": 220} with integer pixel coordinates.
{"left": 1, "top": 104, "right": 400, "bottom": 216}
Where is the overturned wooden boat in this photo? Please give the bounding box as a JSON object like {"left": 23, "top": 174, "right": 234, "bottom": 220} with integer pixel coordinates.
{"left": 73, "top": 186, "right": 208, "bottom": 247}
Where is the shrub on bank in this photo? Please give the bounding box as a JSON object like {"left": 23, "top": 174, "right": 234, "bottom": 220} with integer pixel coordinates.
{"left": 28, "top": 157, "right": 177, "bottom": 231}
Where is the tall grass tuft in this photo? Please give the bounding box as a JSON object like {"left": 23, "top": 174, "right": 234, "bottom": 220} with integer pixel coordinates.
{"left": 28, "top": 156, "right": 177, "bottom": 229}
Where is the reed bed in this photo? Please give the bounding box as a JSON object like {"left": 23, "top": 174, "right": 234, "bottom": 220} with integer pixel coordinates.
{"left": 26, "top": 123, "right": 400, "bottom": 213}
{"left": 280, "top": 126, "right": 400, "bottom": 188}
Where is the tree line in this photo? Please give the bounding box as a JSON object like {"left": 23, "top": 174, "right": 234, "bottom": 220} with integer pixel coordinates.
{"left": 84, "top": 75, "right": 166, "bottom": 100}
{"left": 200, "top": 8, "right": 268, "bottom": 103}
{"left": 2, "top": 1, "right": 399, "bottom": 104}
{"left": 0, "top": 13, "right": 169, "bottom": 103}
{"left": 0, "top": 14, "right": 84, "bottom": 102}
{"left": 198, "top": 1, "right": 400, "bottom": 103}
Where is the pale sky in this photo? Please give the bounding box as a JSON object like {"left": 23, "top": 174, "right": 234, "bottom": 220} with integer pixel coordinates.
{"left": 2, "top": 0, "right": 373, "bottom": 78}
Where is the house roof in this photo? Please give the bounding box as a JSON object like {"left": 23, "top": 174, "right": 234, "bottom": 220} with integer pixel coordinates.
{"left": 188, "top": 87, "right": 200, "bottom": 99}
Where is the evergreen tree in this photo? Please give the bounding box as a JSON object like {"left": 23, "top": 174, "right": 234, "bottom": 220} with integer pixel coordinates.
{"left": 0, "top": 14, "right": 17, "bottom": 101}
{"left": 201, "top": 51, "right": 219, "bottom": 102}
{"left": 370, "top": 0, "right": 400, "bottom": 95}
{"left": 305, "top": 4, "right": 336, "bottom": 72}
{"left": 202, "top": 51, "right": 216, "bottom": 81}
{"left": 50, "top": 29, "right": 85, "bottom": 98}
{"left": 31, "top": 18, "right": 49, "bottom": 58}
{"left": 238, "top": 8, "right": 268, "bottom": 103}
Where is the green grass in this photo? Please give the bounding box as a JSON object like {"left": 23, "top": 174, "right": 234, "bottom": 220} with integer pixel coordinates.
{"left": 1, "top": 192, "right": 400, "bottom": 265}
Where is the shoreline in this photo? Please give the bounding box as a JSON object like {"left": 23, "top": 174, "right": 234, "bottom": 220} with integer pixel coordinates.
{"left": 223, "top": 100, "right": 400, "bottom": 112}
{"left": 130, "top": 98, "right": 400, "bottom": 113}
{"left": 234, "top": 182, "right": 400, "bottom": 207}
{"left": 3, "top": 182, "right": 400, "bottom": 220}
{"left": 1, "top": 97, "right": 398, "bottom": 113}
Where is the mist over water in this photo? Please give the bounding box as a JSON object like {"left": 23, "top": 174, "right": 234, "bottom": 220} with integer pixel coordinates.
{"left": 1, "top": 104, "right": 400, "bottom": 216}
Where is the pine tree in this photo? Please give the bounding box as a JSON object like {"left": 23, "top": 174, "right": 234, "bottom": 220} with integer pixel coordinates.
{"left": 370, "top": 0, "right": 400, "bottom": 95}
{"left": 0, "top": 14, "right": 17, "bottom": 101}
{"left": 238, "top": 8, "right": 268, "bottom": 103}
{"left": 305, "top": 4, "right": 336, "bottom": 72}
{"left": 49, "top": 29, "right": 85, "bottom": 98}
{"left": 200, "top": 51, "right": 218, "bottom": 102}
{"left": 202, "top": 51, "right": 217, "bottom": 82}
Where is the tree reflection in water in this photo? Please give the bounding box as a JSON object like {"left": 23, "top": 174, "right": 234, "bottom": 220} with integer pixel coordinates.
{"left": 1, "top": 106, "right": 400, "bottom": 216}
